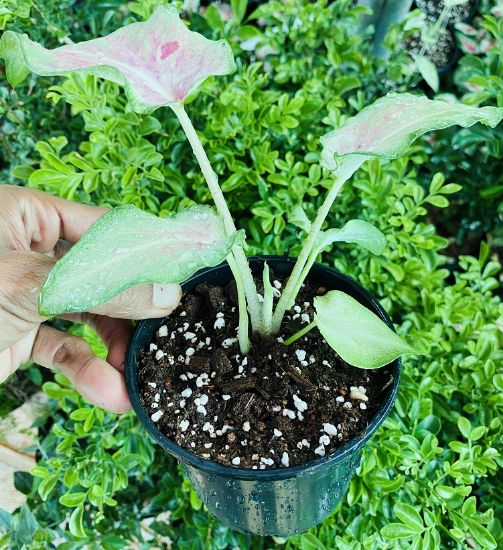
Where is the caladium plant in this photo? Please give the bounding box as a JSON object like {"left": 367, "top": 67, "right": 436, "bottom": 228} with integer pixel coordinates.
{"left": 2, "top": 4, "right": 503, "bottom": 368}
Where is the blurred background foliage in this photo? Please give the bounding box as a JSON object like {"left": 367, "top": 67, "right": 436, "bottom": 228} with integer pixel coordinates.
{"left": 0, "top": 0, "right": 502, "bottom": 548}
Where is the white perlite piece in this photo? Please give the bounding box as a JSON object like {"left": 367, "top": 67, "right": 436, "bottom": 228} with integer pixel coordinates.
{"left": 232, "top": 457, "right": 241, "bottom": 466}
{"left": 158, "top": 325, "right": 168, "bottom": 337}
{"left": 222, "top": 338, "right": 237, "bottom": 348}
{"left": 214, "top": 318, "right": 225, "bottom": 329}
{"left": 283, "top": 408, "right": 296, "bottom": 420}
{"left": 222, "top": 395, "right": 231, "bottom": 401}
{"left": 297, "top": 439, "right": 310, "bottom": 449}
{"left": 301, "top": 313, "right": 310, "bottom": 324}
{"left": 181, "top": 388, "right": 192, "bottom": 398}
{"left": 350, "top": 388, "right": 368, "bottom": 401}
{"left": 184, "top": 332, "right": 196, "bottom": 340}
{"left": 323, "top": 423, "right": 338, "bottom": 436}
{"left": 281, "top": 452, "right": 290, "bottom": 467}
{"left": 196, "top": 405, "right": 207, "bottom": 415}
{"left": 242, "top": 421, "right": 251, "bottom": 432}
{"left": 196, "top": 373, "right": 208, "bottom": 387}
{"left": 179, "top": 419, "right": 189, "bottom": 432}
{"left": 293, "top": 305, "right": 301, "bottom": 313}
{"left": 151, "top": 411, "right": 163, "bottom": 422}
{"left": 186, "top": 347, "right": 195, "bottom": 357}
{"left": 195, "top": 394, "right": 209, "bottom": 406}
{"left": 273, "top": 429, "right": 283, "bottom": 437}
{"left": 149, "top": 343, "right": 158, "bottom": 352}
{"left": 295, "top": 349, "right": 307, "bottom": 362}
{"left": 293, "top": 394, "right": 308, "bottom": 413}
{"left": 273, "top": 280, "right": 282, "bottom": 289}
{"left": 360, "top": 403, "right": 367, "bottom": 410}
{"left": 147, "top": 382, "right": 157, "bottom": 388}
{"left": 336, "top": 396, "right": 345, "bottom": 403}
{"left": 343, "top": 402, "right": 352, "bottom": 409}
{"left": 155, "top": 350, "right": 164, "bottom": 361}
{"left": 261, "top": 457, "right": 274, "bottom": 466}
{"left": 314, "top": 445, "right": 326, "bottom": 456}
{"left": 204, "top": 443, "right": 212, "bottom": 449}
{"left": 319, "top": 434, "right": 330, "bottom": 446}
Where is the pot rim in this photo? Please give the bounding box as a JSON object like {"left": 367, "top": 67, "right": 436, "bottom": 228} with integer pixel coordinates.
{"left": 125, "top": 255, "right": 401, "bottom": 481}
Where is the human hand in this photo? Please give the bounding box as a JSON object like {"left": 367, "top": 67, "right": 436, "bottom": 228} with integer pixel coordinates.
{"left": 0, "top": 185, "right": 181, "bottom": 412}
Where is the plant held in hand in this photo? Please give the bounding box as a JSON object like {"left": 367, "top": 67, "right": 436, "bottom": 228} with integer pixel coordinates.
{"left": 2, "top": 4, "right": 502, "bottom": 367}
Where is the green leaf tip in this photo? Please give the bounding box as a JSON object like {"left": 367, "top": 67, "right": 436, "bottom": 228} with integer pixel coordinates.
{"left": 39, "top": 204, "right": 244, "bottom": 316}
{"left": 0, "top": 5, "right": 235, "bottom": 112}
{"left": 320, "top": 92, "right": 503, "bottom": 175}
{"left": 314, "top": 290, "right": 417, "bottom": 369}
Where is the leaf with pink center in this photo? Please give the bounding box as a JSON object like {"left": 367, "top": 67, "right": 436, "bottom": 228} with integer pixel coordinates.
{"left": 320, "top": 93, "right": 503, "bottom": 178}
{"left": 0, "top": 5, "right": 235, "bottom": 113}
{"left": 39, "top": 205, "right": 244, "bottom": 316}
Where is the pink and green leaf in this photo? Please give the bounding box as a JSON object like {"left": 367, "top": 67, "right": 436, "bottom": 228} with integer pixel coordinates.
{"left": 0, "top": 5, "right": 235, "bottom": 113}
{"left": 320, "top": 93, "right": 503, "bottom": 176}
{"left": 39, "top": 205, "right": 244, "bottom": 316}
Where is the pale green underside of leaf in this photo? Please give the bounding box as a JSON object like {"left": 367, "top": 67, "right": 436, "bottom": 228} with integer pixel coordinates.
{"left": 320, "top": 92, "right": 503, "bottom": 174}
{"left": 314, "top": 290, "right": 416, "bottom": 369}
{"left": 315, "top": 219, "right": 386, "bottom": 256}
{"left": 0, "top": 5, "right": 235, "bottom": 113}
{"left": 39, "top": 205, "right": 244, "bottom": 316}
{"left": 289, "top": 203, "right": 312, "bottom": 232}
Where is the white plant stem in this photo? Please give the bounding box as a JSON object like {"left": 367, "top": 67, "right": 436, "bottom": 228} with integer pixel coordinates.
{"left": 271, "top": 174, "right": 347, "bottom": 333}
{"left": 172, "top": 103, "right": 264, "bottom": 334}
{"left": 227, "top": 254, "right": 250, "bottom": 354}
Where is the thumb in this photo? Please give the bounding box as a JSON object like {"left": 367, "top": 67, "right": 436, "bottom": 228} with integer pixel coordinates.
{"left": 88, "top": 283, "right": 182, "bottom": 320}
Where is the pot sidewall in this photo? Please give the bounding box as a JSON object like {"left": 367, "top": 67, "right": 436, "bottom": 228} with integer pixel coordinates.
{"left": 125, "top": 256, "right": 401, "bottom": 536}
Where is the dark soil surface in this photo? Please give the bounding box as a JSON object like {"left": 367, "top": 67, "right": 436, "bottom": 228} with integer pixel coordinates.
{"left": 137, "top": 274, "right": 394, "bottom": 470}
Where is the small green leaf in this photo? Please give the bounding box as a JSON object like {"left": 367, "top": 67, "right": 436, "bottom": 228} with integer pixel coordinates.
{"left": 381, "top": 523, "right": 420, "bottom": 540}
{"left": 425, "top": 195, "right": 449, "bottom": 208}
{"left": 59, "top": 492, "right": 86, "bottom": 507}
{"left": 39, "top": 205, "right": 244, "bottom": 316}
{"left": 69, "top": 505, "right": 86, "bottom": 538}
{"left": 69, "top": 408, "right": 92, "bottom": 421}
{"left": 38, "top": 473, "right": 58, "bottom": 501}
{"left": 394, "top": 503, "right": 424, "bottom": 532}
{"left": 315, "top": 219, "right": 386, "bottom": 256}
{"left": 314, "top": 291, "right": 417, "bottom": 369}
{"left": 458, "top": 416, "right": 472, "bottom": 439}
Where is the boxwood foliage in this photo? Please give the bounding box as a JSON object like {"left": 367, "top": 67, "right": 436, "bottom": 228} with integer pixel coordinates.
{"left": 1, "top": 1, "right": 502, "bottom": 549}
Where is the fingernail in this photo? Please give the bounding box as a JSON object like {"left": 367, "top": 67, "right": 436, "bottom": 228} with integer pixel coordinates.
{"left": 153, "top": 284, "right": 182, "bottom": 310}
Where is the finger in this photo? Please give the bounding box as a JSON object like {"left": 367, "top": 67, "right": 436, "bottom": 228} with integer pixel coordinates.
{"left": 0, "top": 185, "right": 108, "bottom": 252}
{"left": 61, "top": 313, "right": 133, "bottom": 371}
{"left": 0, "top": 250, "right": 181, "bottom": 331}
{"left": 32, "top": 325, "right": 131, "bottom": 413}
{"left": 89, "top": 283, "right": 182, "bottom": 320}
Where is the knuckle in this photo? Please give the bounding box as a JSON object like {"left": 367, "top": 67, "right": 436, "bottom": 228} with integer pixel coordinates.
{"left": 53, "top": 337, "right": 89, "bottom": 366}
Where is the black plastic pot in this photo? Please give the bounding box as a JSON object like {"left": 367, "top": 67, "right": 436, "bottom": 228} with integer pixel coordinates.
{"left": 125, "top": 256, "right": 401, "bottom": 536}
